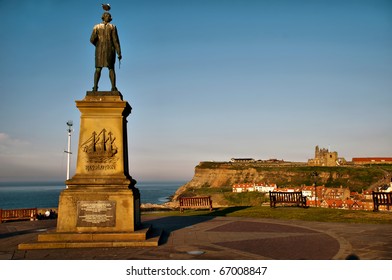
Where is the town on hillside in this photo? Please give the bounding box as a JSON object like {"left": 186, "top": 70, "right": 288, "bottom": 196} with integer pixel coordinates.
{"left": 232, "top": 182, "right": 392, "bottom": 211}
{"left": 230, "top": 145, "right": 392, "bottom": 211}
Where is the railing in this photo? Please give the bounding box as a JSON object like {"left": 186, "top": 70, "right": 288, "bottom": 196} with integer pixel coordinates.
{"left": 0, "top": 208, "right": 38, "bottom": 223}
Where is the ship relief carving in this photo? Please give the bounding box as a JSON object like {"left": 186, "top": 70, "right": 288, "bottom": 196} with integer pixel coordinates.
{"left": 81, "top": 129, "right": 119, "bottom": 172}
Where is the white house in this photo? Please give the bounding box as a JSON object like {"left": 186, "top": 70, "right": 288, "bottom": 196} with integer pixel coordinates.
{"left": 254, "top": 183, "right": 277, "bottom": 193}
{"left": 232, "top": 183, "right": 255, "bottom": 193}
{"left": 380, "top": 183, "right": 392, "bottom": 192}
{"left": 233, "top": 183, "right": 276, "bottom": 193}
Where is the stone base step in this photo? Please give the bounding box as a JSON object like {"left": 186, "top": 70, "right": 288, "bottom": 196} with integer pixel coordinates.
{"left": 18, "top": 226, "right": 162, "bottom": 250}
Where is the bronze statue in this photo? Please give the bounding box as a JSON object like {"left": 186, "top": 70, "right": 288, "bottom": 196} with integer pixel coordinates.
{"left": 90, "top": 12, "right": 122, "bottom": 91}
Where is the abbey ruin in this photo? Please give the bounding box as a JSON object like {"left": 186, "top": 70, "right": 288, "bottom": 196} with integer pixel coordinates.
{"left": 307, "top": 145, "right": 346, "bottom": 166}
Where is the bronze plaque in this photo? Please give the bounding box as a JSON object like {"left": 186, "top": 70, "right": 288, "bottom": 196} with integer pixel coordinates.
{"left": 77, "top": 201, "right": 116, "bottom": 227}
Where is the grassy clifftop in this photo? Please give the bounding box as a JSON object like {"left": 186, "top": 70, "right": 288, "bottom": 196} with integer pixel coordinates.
{"left": 197, "top": 161, "right": 392, "bottom": 189}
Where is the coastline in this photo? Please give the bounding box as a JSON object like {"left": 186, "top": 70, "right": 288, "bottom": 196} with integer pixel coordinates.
{"left": 140, "top": 202, "right": 177, "bottom": 211}
{"left": 0, "top": 181, "right": 185, "bottom": 210}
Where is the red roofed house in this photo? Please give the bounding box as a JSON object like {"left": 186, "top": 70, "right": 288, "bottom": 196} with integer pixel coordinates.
{"left": 341, "top": 199, "right": 364, "bottom": 210}
{"left": 321, "top": 199, "right": 343, "bottom": 209}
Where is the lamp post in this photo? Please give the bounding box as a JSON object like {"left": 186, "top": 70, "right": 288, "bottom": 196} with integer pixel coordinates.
{"left": 65, "top": 121, "right": 73, "bottom": 185}
{"left": 311, "top": 171, "right": 319, "bottom": 207}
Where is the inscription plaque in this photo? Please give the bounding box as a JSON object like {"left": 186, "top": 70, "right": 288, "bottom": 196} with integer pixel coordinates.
{"left": 77, "top": 201, "right": 116, "bottom": 227}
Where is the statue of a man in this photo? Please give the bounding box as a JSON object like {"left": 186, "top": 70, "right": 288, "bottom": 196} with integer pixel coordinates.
{"left": 90, "top": 12, "right": 122, "bottom": 91}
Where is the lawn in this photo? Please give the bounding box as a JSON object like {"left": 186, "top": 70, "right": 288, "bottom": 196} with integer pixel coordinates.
{"left": 142, "top": 206, "right": 392, "bottom": 224}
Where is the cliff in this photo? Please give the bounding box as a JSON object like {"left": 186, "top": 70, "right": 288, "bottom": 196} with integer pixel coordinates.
{"left": 173, "top": 161, "right": 392, "bottom": 205}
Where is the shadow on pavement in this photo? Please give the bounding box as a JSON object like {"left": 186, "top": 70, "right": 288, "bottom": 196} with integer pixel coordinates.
{"left": 145, "top": 206, "right": 250, "bottom": 245}
{"left": 199, "top": 206, "right": 250, "bottom": 217}
{"left": 0, "top": 220, "right": 57, "bottom": 239}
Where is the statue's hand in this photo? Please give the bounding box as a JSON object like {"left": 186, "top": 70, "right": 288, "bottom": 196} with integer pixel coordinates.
{"left": 118, "top": 55, "right": 122, "bottom": 60}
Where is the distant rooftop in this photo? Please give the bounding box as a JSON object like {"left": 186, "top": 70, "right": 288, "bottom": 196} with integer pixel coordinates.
{"left": 352, "top": 157, "right": 392, "bottom": 163}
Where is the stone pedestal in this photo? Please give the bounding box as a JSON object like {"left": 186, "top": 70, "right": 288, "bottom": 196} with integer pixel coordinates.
{"left": 18, "top": 91, "right": 161, "bottom": 250}
{"left": 59, "top": 91, "right": 140, "bottom": 233}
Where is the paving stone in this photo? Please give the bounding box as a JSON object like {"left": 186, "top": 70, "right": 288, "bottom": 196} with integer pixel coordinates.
{"left": 0, "top": 216, "right": 391, "bottom": 260}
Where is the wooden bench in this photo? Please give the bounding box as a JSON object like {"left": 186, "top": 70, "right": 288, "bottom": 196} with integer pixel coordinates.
{"left": 269, "top": 191, "right": 307, "bottom": 208}
{"left": 179, "top": 196, "right": 213, "bottom": 213}
{"left": 0, "top": 208, "right": 38, "bottom": 223}
{"left": 372, "top": 191, "right": 392, "bottom": 211}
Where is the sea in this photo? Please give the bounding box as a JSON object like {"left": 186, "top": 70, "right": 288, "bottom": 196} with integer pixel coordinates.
{"left": 0, "top": 181, "right": 185, "bottom": 210}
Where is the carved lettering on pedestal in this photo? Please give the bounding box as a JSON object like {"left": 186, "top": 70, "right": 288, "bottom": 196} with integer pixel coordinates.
{"left": 80, "top": 129, "right": 119, "bottom": 172}
{"left": 77, "top": 201, "right": 116, "bottom": 227}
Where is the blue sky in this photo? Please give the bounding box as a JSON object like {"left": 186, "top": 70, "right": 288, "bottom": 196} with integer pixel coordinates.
{"left": 0, "top": 0, "right": 391, "bottom": 182}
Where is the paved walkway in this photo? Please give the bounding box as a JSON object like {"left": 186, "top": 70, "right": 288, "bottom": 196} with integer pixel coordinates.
{"left": 0, "top": 215, "right": 391, "bottom": 260}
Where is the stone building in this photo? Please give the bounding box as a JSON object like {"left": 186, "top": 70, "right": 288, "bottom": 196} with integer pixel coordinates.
{"left": 308, "top": 145, "right": 345, "bottom": 166}
{"left": 323, "top": 186, "right": 351, "bottom": 200}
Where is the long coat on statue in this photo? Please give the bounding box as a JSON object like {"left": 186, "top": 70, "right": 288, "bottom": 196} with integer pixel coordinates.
{"left": 90, "top": 22, "right": 121, "bottom": 68}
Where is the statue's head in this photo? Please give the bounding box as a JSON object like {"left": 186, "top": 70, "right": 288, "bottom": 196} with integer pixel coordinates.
{"left": 102, "top": 12, "right": 112, "bottom": 23}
